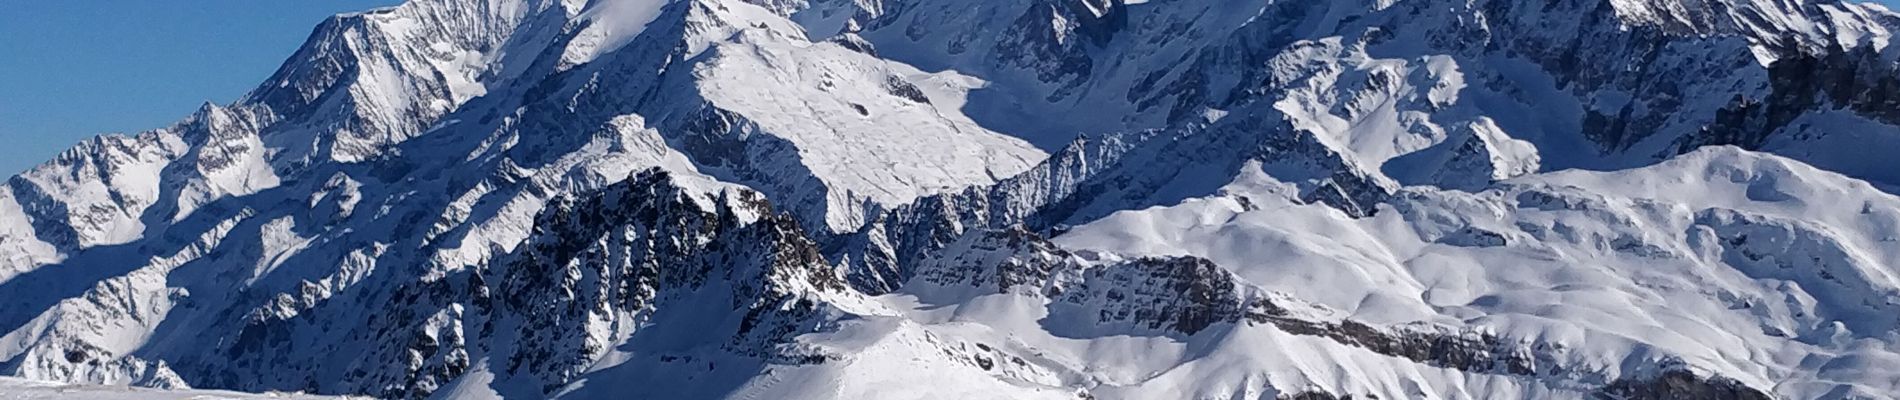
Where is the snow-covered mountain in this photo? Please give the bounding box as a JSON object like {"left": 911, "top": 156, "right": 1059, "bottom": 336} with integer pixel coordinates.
{"left": 8, "top": 0, "right": 1900, "bottom": 398}
{"left": 0, "top": 376, "right": 353, "bottom": 400}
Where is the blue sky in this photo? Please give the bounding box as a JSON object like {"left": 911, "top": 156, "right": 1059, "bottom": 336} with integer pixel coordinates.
{"left": 0, "top": 0, "right": 399, "bottom": 176}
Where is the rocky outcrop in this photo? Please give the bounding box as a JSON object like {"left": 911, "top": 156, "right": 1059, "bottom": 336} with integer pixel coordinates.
{"left": 495, "top": 169, "right": 847, "bottom": 393}
{"left": 1247, "top": 297, "right": 1537, "bottom": 375}
{"left": 903, "top": 225, "right": 1780, "bottom": 397}
{"left": 911, "top": 226, "right": 1070, "bottom": 296}
{"left": 1594, "top": 368, "right": 1773, "bottom": 400}
{"left": 8, "top": 0, "right": 1900, "bottom": 398}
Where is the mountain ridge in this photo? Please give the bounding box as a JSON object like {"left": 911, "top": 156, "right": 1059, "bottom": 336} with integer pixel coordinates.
{"left": 7, "top": 0, "right": 1900, "bottom": 398}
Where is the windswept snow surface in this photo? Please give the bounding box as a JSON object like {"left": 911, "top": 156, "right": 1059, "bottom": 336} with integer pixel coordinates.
{"left": 1055, "top": 147, "right": 1900, "bottom": 398}
{"left": 8, "top": 0, "right": 1900, "bottom": 399}
{"left": 0, "top": 377, "right": 352, "bottom": 399}
{"left": 559, "top": 0, "right": 671, "bottom": 68}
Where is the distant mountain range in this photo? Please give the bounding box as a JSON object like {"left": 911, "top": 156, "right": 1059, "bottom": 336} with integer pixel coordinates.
{"left": 7, "top": 0, "right": 1900, "bottom": 398}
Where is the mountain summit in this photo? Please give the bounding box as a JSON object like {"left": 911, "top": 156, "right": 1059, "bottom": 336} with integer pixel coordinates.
{"left": 7, "top": 0, "right": 1900, "bottom": 398}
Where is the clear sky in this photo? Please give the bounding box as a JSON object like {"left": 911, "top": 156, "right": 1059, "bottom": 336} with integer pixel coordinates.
{"left": 0, "top": 0, "right": 400, "bottom": 176}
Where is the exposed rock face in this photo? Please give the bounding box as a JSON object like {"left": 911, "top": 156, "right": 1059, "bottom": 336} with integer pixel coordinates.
{"left": 1595, "top": 369, "right": 1774, "bottom": 400}
{"left": 840, "top": 115, "right": 1401, "bottom": 294}
{"left": 494, "top": 169, "right": 847, "bottom": 393}
{"left": 1054, "top": 256, "right": 1244, "bottom": 335}
{"left": 899, "top": 226, "right": 1775, "bottom": 398}
{"left": 912, "top": 226, "right": 1069, "bottom": 296}
{"left": 1247, "top": 297, "right": 1537, "bottom": 376}
{"left": 9, "top": 0, "right": 1900, "bottom": 398}
{"left": 181, "top": 169, "right": 854, "bottom": 398}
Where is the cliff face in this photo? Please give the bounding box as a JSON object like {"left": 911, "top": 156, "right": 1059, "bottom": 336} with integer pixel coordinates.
{"left": 7, "top": 0, "right": 1900, "bottom": 398}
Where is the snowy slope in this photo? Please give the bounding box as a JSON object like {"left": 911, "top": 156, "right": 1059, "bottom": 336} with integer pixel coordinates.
{"left": 0, "top": 376, "right": 351, "bottom": 400}
{"left": 1051, "top": 147, "right": 1900, "bottom": 398}
{"left": 6, "top": 0, "right": 1900, "bottom": 399}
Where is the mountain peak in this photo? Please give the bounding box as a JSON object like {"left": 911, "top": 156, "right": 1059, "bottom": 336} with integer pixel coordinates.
{"left": 1601, "top": 0, "right": 1897, "bottom": 60}
{"left": 10, "top": 0, "right": 1900, "bottom": 398}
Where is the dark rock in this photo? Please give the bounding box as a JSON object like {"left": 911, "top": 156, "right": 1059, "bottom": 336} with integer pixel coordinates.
{"left": 1594, "top": 369, "right": 1773, "bottom": 400}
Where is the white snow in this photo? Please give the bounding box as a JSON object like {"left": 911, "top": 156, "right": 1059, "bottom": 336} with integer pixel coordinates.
{"left": 0, "top": 376, "right": 353, "bottom": 399}
{"left": 689, "top": 24, "right": 1045, "bottom": 230}
{"left": 1053, "top": 147, "right": 1900, "bottom": 398}
{"left": 558, "top": 0, "right": 671, "bottom": 69}
{"left": 7, "top": 0, "right": 1900, "bottom": 398}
